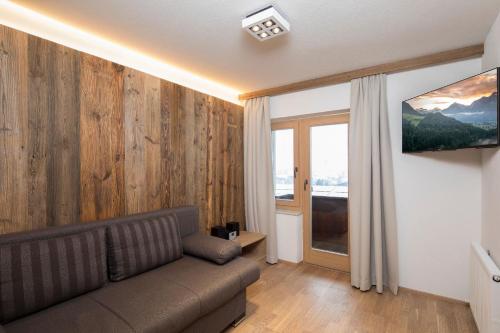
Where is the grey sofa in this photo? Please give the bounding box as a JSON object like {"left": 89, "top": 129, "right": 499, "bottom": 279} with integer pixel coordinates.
{"left": 0, "top": 206, "right": 260, "bottom": 333}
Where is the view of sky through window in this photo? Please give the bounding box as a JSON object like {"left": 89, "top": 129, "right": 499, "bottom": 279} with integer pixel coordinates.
{"left": 272, "top": 129, "right": 294, "bottom": 199}
{"left": 311, "top": 124, "right": 348, "bottom": 198}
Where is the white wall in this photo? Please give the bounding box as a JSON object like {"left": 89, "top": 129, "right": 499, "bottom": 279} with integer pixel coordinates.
{"left": 482, "top": 11, "right": 500, "bottom": 71}
{"left": 387, "top": 61, "right": 482, "bottom": 302}
{"left": 270, "top": 58, "right": 483, "bottom": 301}
{"left": 271, "top": 82, "right": 350, "bottom": 118}
{"left": 481, "top": 11, "right": 500, "bottom": 267}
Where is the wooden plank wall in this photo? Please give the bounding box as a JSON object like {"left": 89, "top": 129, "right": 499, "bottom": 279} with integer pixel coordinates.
{"left": 0, "top": 25, "right": 245, "bottom": 235}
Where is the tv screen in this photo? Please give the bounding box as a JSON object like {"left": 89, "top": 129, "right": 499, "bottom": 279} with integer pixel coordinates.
{"left": 402, "top": 68, "right": 499, "bottom": 153}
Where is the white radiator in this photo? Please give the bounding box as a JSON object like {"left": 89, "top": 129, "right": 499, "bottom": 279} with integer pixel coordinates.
{"left": 470, "top": 243, "right": 500, "bottom": 333}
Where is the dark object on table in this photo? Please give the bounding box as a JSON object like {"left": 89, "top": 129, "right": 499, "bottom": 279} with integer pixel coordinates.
{"left": 211, "top": 225, "right": 229, "bottom": 239}
{"left": 226, "top": 221, "right": 240, "bottom": 236}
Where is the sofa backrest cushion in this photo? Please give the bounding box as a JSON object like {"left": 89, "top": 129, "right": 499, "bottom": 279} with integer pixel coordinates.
{"left": 101, "top": 206, "right": 199, "bottom": 238}
{"left": 0, "top": 228, "right": 107, "bottom": 324}
{"left": 106, "top": 214, "right": 183, "bottom": 281}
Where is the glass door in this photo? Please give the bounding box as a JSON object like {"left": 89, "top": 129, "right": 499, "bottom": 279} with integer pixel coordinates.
{"left": 300, "top": 114, "right": 350, "bottom": 272}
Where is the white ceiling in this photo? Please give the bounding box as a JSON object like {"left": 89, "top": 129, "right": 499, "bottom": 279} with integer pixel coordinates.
{"left": 12, "top": 0, "right": 500, "bottom": 93}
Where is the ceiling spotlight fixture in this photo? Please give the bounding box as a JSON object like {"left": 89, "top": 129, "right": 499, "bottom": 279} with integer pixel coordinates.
{"left": 242, "top": 5, "right": 290, "bottom": 41}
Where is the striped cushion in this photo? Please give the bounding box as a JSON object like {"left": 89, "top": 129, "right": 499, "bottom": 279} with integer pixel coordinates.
{"left": 0, "top": 228, "right": 107, "bottom": 324}
{"left": 106, "top": 214, "right": 183, "bottom": 281}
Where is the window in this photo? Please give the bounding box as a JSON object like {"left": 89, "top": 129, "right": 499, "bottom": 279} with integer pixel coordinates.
{"left": 271, "top": 120, "right": 300, "bottom": 209}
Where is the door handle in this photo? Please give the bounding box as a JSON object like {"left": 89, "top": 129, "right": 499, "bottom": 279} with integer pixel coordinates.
{"left": 294, "top": 167, "right": 298, "bottom": 179}
{"left": 304, "top": 179, "right": 309, "bottom": 191}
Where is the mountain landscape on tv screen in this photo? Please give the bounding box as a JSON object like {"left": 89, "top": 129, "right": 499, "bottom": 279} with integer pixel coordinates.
{"left": 403, "top": 69, "right": 498, "bottom": 152}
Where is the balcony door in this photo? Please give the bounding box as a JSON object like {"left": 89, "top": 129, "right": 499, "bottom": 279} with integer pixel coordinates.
{"left": 300, "top": 113, "right": 350, "bottom": 272}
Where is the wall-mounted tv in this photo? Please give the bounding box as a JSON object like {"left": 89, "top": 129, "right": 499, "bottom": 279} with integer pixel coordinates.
{"left": 402, "top": 68, "right": 499, "bottom": 153}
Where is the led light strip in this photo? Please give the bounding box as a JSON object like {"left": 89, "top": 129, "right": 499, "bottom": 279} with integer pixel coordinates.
{"left": 0, "top": 1, "right": 241, "bottom": 104}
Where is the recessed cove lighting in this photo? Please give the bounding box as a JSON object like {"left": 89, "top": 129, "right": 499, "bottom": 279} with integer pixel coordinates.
{"left": 0, "top": 1, "right": 241, "bottom": 104}
{"left": 242, "top": 5, "right": 290, "bottom": 41}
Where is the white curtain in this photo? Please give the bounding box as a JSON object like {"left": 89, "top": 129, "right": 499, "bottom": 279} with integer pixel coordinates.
{"left": 244, "top": 97, "right": 278, "bottom": 264}
{"left": 349, "top": 74, "right": 399, "bottom": 294}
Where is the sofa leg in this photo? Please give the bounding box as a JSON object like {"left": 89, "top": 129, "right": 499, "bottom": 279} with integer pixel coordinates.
{"left": 231, "top": 312, "right": 246, "bottom": 327}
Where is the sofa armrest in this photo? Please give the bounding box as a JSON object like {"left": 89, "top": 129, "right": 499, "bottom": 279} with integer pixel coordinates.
{"left": 183, "top": 233, "right": 242, "bottom": 264}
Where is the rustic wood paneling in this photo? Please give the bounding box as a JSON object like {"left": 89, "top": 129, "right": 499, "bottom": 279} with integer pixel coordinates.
{"left": 27, "top": 35, "right": 51, "bottom": 230}
{"left": 47, "top": 44, "right": 81, "bottom": 226}
{"left": 124, "top": 68, "right": 147, "bottom": 214}
{"left": 193, "top": 91, "right": 209, "bottom": 231}
{"left": 181, "top": 87, "right": 195, "bottom": 206}
{"left": 0, "top": 24, "right": 245, "bottom": 235}
{"left": 205, "top": 95, "right": 216, "bottom": 231}
{"left": 124, "top": 68, "right": 162, "bottom": 214}
{"left": 80, "top": 54, "right": 126, "bottom": 221}
{"left": 143, "top": 74, "right": 162, "bottom": 212}
{"left": 160, "top": 80, "right": 179, "bottom": 208}
{"left": 0, "top": 26, "right": 28, "bottom": 234}
{"left": 223, "top": 101, "right": 245, "bottom": 228}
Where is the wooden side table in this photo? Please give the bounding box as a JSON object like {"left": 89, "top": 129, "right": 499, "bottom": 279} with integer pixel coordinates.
{"left": 233, "top": 231, "right": 266, "bottom": 262}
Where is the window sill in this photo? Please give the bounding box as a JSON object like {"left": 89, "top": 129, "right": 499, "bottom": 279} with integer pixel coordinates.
{"left": 276, "top": 208, "right": 303, "bottom": 216}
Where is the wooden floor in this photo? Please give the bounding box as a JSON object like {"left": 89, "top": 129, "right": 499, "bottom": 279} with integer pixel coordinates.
{"left": 227, "top": 261, "right": 478, "bottom": 333}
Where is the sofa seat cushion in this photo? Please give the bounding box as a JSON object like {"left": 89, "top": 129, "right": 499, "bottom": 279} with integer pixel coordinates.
{"left": 88, "top": 256, "right": 259, "bottom": 333}
{"left": 0, "top": 228, "right": 107, "bottom": 324}
{"left": 156, "top": 255, "right": 260, "bottom": 316}
{"left": 107, "top": 214, "right": 183, "bottom": 281}
{"left": 88, "top": 266, "right": 200, "bottom": 333}
{"left": 3, "top": 295, "right": 133, "bottom": 333}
